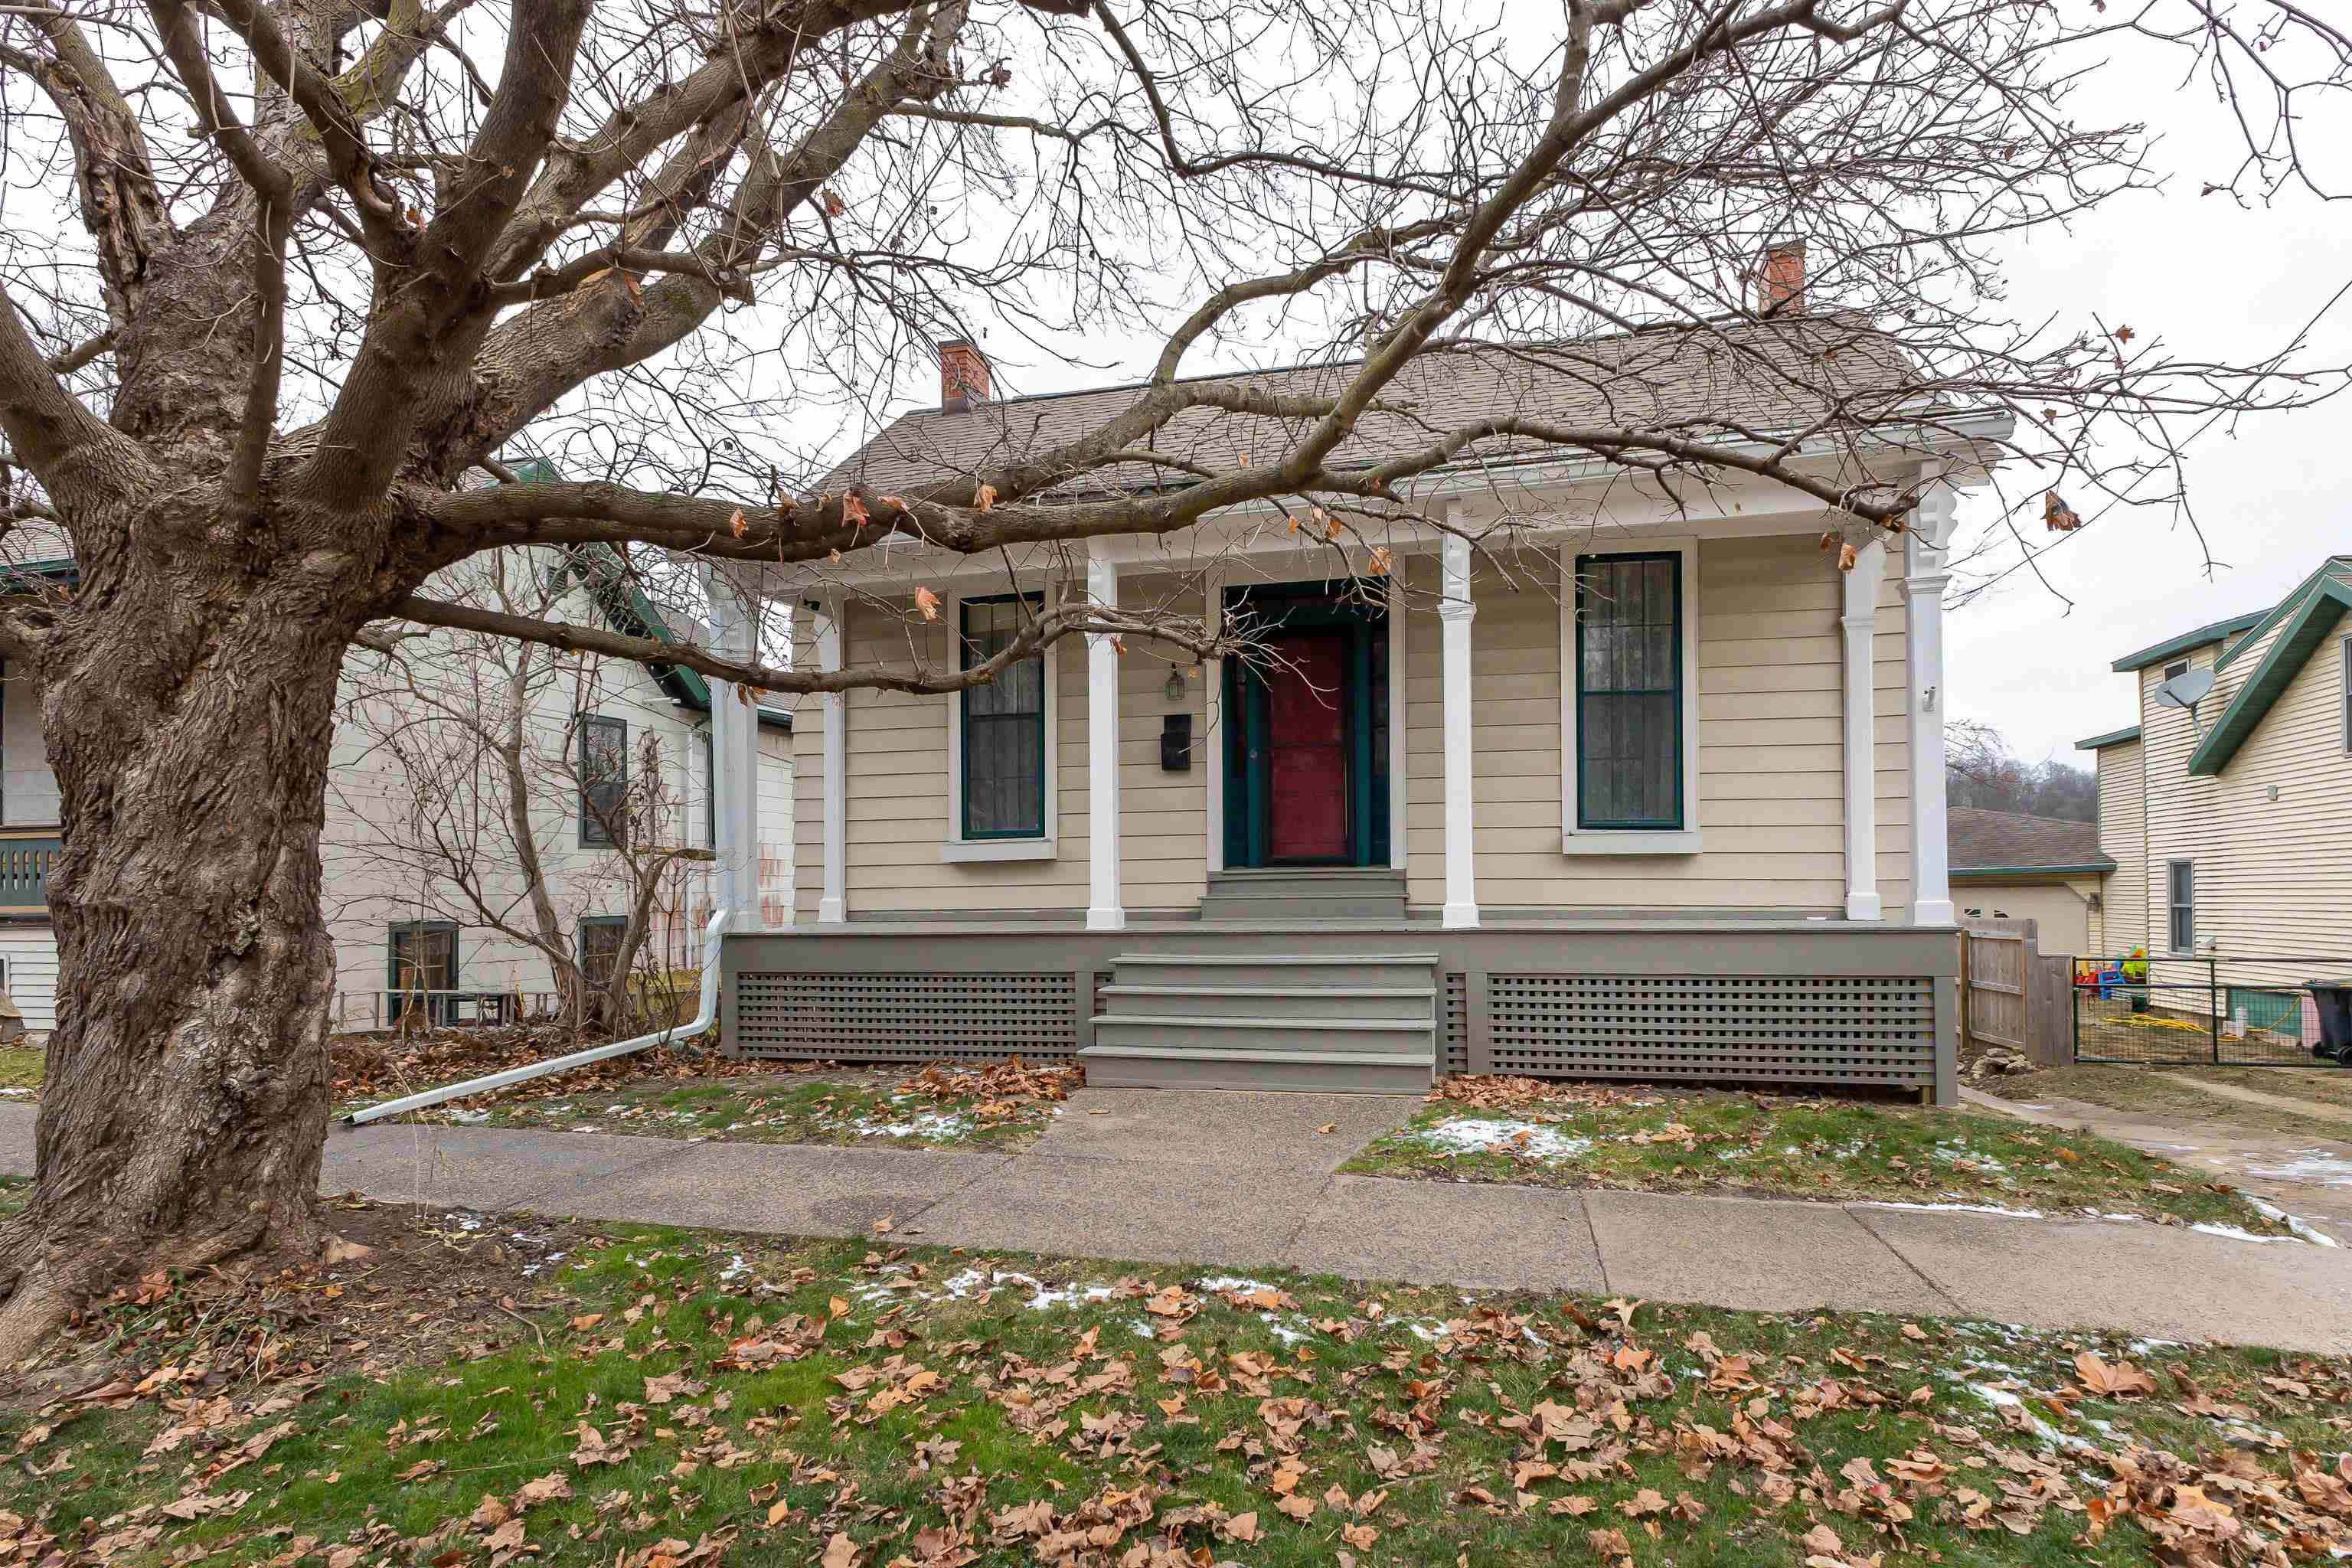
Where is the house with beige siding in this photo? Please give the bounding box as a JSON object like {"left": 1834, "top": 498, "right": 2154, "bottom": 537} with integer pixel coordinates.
{"left": 714, "top": 312, "right": 2004, "bottom": 1101}
{"left": 2078, "top": 556, "right": 2352, "bottom": 1040}
{"left": 1948, "top": 807, "right": 2110, "bottom": 955}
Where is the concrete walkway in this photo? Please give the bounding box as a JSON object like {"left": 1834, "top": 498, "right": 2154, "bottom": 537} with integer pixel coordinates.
{"left": 7, "top": 1092, "right": 2352, "bottom": 1351}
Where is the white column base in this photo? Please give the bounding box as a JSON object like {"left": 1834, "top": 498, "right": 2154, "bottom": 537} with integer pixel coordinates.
{"left": 1442, "top": 901, "right": 1481, "bottom": 929}
{"left": 818, "top": 897, "right": 846, "bottom": 924}
{"left": 1912, "top": 897, "right": 1955, "bottom": 926}
{"left": 1845, "top": 891, "right": 1883, "bottom": 921}
{"left": 1086, "top": 907, "right": 1127, "bottom": 933}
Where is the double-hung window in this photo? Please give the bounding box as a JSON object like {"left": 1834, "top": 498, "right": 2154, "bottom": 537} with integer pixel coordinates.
{"left": 958, "top": 595, "right": 1047, "bottom": 840}
{"left": 1573, "top": 552, "right": 1685, "bottom": 831}
{"left": 579, "top": 714, "right": 629, "bottom": 848}
{"left": 2167, "top": 860, "right": 2196, "bottom": 953}
{"left": 2341, "top": 635, "right": 2350, "bottom": 753}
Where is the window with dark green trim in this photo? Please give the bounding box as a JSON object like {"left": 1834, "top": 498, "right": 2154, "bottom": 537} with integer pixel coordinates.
{"left": 577, "top": 914, "right": 628, "bottom": 987}
{"left": 579, "top": 714, "right": 628, "bottom": 847}
{"left": 959, "top": 595, "right": 1046, "bottom": 838}
{"left": 2167, "top": 860, "right": 2196, "bottom": 953}
{"left": 2341, "top": 635, "right": 2350, "bottom": 753}
{"left": 1574, "top": 553, "right": 1683, "bottom": 829}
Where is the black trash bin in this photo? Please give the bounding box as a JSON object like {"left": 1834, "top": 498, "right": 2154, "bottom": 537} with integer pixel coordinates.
{"left": 2307, "top": 980, "right": 2352, "bottom": 1063}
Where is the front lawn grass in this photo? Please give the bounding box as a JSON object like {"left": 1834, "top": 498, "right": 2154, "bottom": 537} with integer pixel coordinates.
{"left": 434, "top": 1060, "right": 1073, "bottom": 1152}
{"left": 0, "top": 1045, "right": 41, "bottom": 1094}
{"left": 8, "top": 1211, "right": 2350, "bottom": 1568}
{"left": 1341, "top": 1078, "right": 2295, "bottom": 1235}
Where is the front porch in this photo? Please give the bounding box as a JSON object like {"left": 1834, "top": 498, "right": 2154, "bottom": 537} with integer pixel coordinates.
{"left": 719, "top": 916, "right": 1959, "bottom": 1103}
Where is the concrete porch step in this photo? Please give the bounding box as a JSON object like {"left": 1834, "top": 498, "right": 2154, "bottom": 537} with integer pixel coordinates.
{"left": 1093, "top": 1014, "right": 1436, "bottom": 1057}
{"left": 1096, "top": 983, "right": 1435, "bottom": 1024}
{"left": 1080, "top": 1045, "right": 1435, "bottom": 1094}
{"left": 1106, "top": 952, "right": 1436, "bottom": 990}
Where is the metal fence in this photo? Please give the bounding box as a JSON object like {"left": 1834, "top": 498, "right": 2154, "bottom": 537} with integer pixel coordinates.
{"left": 2073, "top": 956, "right": 2352, "bottom": 1067}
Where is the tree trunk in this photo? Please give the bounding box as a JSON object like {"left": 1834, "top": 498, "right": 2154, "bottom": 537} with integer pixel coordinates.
{"left": 0, "top": 547, "right": 360, "bottom": 1364}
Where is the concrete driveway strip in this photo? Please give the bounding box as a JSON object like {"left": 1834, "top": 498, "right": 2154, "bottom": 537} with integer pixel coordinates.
{"left": 324, "top": 1123, "right": 697, "bottom": 1212}
{"left": 1851, "top": 1204, "right": 2352, "bottom": 1352}
{"left": 1038, "top": 1089, "right": 1418, "bottom": 1174}
{"left": 0, "top": 1101, "right": 31, "bottom": 1178}
{"left": 913, "top": 1152, "right": 1308, "bottom": 1269}
{"left": 1287, "top": 1174, "right": 1607, "bottom": 1293}
{"left": 1583, "top": 1190, "right": 1964, "bottom": 1318}
{"left": 541, "top": 1142, "right": 1014, "bottom": 1236}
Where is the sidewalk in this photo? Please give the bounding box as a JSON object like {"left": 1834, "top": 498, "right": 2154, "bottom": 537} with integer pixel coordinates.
{"left": 7, "top": 1091, "right": 2352, "bottom": 1351}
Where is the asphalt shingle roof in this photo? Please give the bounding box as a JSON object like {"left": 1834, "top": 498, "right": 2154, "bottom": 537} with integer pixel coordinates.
{"left": 824, "top": 315, "right": 1922, "bottom": 498}
{"left": 1948, "top": 808, "right": 2112, "bottom": 874}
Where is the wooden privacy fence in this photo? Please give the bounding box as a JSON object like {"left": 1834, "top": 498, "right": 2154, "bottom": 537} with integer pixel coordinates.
{"left": 1960, "top": 920, "right": 2073, "bottom": 1067}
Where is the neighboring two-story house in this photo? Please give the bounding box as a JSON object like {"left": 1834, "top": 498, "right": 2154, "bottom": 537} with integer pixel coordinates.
{"left": 0, "top": 529, "right": 793, "bottom": 1035}
{"left": 2079, "top": 554, "right": 2352, "bottom": 1001}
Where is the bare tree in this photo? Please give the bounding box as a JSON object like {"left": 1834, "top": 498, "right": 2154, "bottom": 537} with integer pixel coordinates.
{"left": 331, "top": 546, "right": 714, "bottom": 1034}
{"left": 1947, "top": 719, "right": 2098, "bottom": 822}
{"left": 0, "top": 0, "right": 2343, "bottom": 1355}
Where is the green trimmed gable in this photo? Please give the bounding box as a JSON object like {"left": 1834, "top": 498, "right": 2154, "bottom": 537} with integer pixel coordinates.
{"left": 2185, "top": 561, "right": 2352, "bottom": 777}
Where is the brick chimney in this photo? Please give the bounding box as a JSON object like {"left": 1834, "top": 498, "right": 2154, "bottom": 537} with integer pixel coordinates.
{"left": 938, "top": 338, "right": 990, "bottom": 413}
{"left": 1756, "top": 240, "right": 1806, "bottom": 316}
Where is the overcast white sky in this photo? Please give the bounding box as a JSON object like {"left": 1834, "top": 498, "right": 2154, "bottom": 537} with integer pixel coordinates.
{"left": 1940, "top": 49, "right": 2352, "bottom": 769}
{"left": 802, "top": 22, "right": 2349, "bottom": 772}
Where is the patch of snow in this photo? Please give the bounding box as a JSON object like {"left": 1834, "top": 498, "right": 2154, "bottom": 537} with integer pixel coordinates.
{"left": 718, "top": 1253, "right": 751, "bottom": 1282}
{"left": 0, "top": 1086, "right": 31, "bottom": 1097}
{"left": 442, "top": 1108, "right": 491, "bottom": 1124}
{"left": 1129, "top": 1316, "right": 1157, "bottom": 1340}
{"left": 939, "top": 1268, "right": 1119, "bottom": 1310}
{"left": 2190, "top": 1221, "right": 2305, "bottom": 1245}
{"left": 1415, "top": 1116, "right": 1592, "bottom": 1161}
{"left": 2247, "top": 1196, "right": 2341, "bottom": 1246}
{"left": 2243, "top": 1151, "right": 2352, "bottom": 1190}
{"left": 852, "top": 1111, "right": 974, "bottom": 1140}
{"left": 1197, "top": 1275, "right": 1284, "bottom": 1296}
{"left": 1858, "top": 1200, "right": 2046, "bottom": 1219}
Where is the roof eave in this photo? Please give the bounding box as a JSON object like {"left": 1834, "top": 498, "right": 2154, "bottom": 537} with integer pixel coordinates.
{"left": 2073, "top": 725, "right": 2140, "bottom": 751}
{"left": 1952, "top": 863, "right": 2115, "bottom": 880}
{"left": 2112, "top": 610, "right": 2270, "bottom": 674}
{"left": 2186, "top": 580, "right": 2352, "bottom": 776}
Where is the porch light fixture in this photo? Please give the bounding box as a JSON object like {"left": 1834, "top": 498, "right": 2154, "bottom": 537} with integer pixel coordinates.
{"left": 1164, "top": 665, "right": 1187, "bottom": 704}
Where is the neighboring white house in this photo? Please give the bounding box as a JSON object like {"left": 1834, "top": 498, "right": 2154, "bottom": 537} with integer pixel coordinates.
{"left": 2079, "top": 554, "right": 2352, "bottom": 972}
{"left": 711, "top": 283, "right": 2002, "bottom": 1101}
{"left": 0, "top": 535, "right": 792, "bottom": 1034}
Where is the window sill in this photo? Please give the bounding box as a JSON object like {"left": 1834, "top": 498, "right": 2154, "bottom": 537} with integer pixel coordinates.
{"left": 1562, "top": 829, "right": 1703, "bottom": 857}
{"left": 941, "top": 838, "right": 1057, "bottom": 864}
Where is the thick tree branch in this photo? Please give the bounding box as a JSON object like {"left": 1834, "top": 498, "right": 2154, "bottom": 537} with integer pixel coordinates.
{"left": 392, "top": 589, "right": 1221, "bottom": 694}
{"left": 5, "top": 2, "right": 172, "bottom": 325}
{"left": 0, "top": 280, "right": 148, "bottom": 511}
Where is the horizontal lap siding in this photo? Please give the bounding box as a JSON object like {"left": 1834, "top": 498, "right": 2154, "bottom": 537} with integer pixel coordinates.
{"left": 2140, "top": 625, "right": 2352, "bottom": 967}
{"left": 1121, "top": 580, "right": 1208, "bottom": 914}
{"left": 0, "top": 926, "right": 56, "bottom": 1031}
{"left": 2094, "top": 739, "right": 2145, "bottom": 957}
{"left": 840, "top": 604, "right": 1087, "bottom": 911}
{"left": 1404, "top": 535, "right": 1880, "bottom": 912}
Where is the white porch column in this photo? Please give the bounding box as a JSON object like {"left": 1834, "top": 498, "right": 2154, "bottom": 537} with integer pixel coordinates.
{"left": 1086, "top": 542, "right": 1125, "bottom": 932}
{"left": 1906, "top": 479, "right": 1959, "bottom": 926}
{"left": 816, "top": 598, "right": 848, "bottom": 924}
{"left": 704, "top": 564, "right": 765, "bottom": 931}
{"left": 1839, "top": 538, "right": 1886, "bottom": 921}
{"left": 1439, "top": 531, "right": 1479, "bottom": 929}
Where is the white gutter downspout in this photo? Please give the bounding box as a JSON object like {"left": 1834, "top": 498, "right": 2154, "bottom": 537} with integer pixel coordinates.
{"left": 340, "top": 910, "right": 730, "bottom": 1126}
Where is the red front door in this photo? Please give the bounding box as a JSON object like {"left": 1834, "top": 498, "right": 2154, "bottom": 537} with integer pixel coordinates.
{"left": 1265, "top": 632, "right": 1350, "bottom": 861}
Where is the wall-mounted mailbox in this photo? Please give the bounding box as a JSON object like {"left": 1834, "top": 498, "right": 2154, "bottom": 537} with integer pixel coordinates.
{"left": 1160, "top": 713, "right": 1193, "bottom": 772}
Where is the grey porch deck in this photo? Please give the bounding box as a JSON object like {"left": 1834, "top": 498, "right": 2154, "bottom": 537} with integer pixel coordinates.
{"left": 720, "top": 916, "right": 1962, "bottom": 1103}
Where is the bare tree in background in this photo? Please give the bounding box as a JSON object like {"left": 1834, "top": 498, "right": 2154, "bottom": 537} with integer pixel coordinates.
{"left": 332, "top": 547, "right": 712, "bottom": 1035}
{"left": 1946, "top": 718, "right": 2099, "bottom": 822}
{"left": 0, "top": 0, "right": 2343, "bottom": 1352}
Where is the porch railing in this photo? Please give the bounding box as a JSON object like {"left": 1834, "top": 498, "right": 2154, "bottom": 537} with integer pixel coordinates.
{"left": 0, "top": 828, "right": 62, "bottom": 916}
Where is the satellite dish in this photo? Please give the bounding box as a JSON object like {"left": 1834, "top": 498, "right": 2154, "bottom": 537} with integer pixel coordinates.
{"left": 2154, "top": 666, "right": 2214, "bottom": 710}
{"left": 2154, "top": 665, "right": 2215, "bottom": 743}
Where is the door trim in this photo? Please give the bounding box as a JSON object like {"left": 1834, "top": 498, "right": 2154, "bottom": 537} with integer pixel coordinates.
{"left": 1220, "top": 582, "right": 1390, "bottom": 871}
